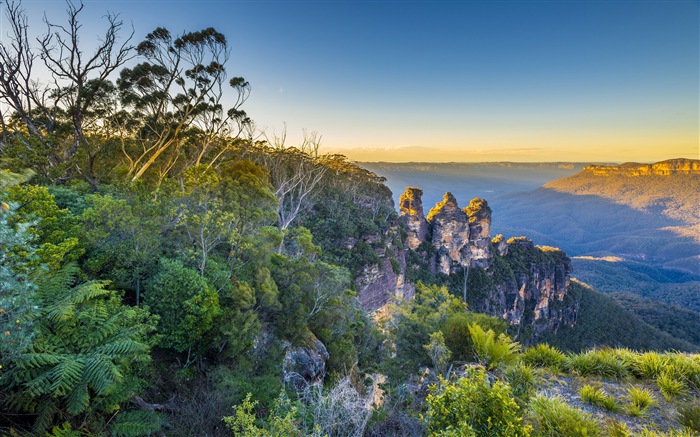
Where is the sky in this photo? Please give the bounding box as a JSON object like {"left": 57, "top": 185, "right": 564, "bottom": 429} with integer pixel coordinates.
{"left": 4, "top": 0, "right": 699, "bottom": 163}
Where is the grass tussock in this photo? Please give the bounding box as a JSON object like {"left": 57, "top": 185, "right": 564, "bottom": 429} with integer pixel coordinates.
{"left": 527, "top": 395, "right": 603, "bottom": 437}
{"left": 579, "top": 383, "right": 621, "bottom": 412}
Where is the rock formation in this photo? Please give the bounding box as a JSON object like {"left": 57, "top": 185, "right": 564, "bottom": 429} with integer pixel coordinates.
{"left": 426, "top": 192, "right": 470, "bottom": 275}
{"left": 396, "top": 187, "right": 578, "bottom": 339}
{"left": 399, "top": 187, "right": 429, "bottom": 250}
{"left": 283, "top": 334, "right": 330, "bottom": 390}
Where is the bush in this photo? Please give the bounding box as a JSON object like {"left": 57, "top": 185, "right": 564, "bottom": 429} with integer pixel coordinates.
{"left": 424, "top": 368, "right": 531, "bottom": 436}
{"left": 527, "top": 396, "right": 603, "bottom": 437}
{"left": 522, "top": 344, "right": 567, "bottom": 371}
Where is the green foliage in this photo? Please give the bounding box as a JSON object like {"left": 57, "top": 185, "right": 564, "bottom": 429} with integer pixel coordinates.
{"left": 224, "top": 393, "right": 303, "bottom": 437}
{"left": 3, "top": 184, "right": 82, "bottom": 271}
{"left": 527, "top": 396, "right": 603, "bottom": 437}
{"left": 676, "top": 399, "right": 700, "bottom": 432}
{"left": 441, "top": 312, "right": 507, "bottom": 362}
{"left": 624, "top": 386, "right": 657, "bottom": 417}
{"left": 468, "top": 323, "right": 520, "bottom": 370}
{"left": 424, "top": 331, "right": 452, "bottom": 375}
{"left": 567, "top": 348, "right": 631, "bottom": 379}
{"left": 522, "top": 344, "right": 567, "bottom": 371}
{"left": 144, "top": 258, "right": 220, "bottom": 355}
{"left": 657, "top": 370, "right": 688, "bottom": 401}
{"left": 424, "top": 368, "right": 531, "bottom": 436}
{"left": 1, "top": 263, "right": 157, "bottom": 434}
{"left": 504, "top": 363, "right": 537, "bottom": 408}
{"left": 579, "top": 384, "right": 620, "bottom": 412}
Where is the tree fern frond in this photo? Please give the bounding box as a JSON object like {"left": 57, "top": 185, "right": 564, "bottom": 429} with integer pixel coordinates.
{"left": 16, "top": 352, "right": 62, "bottom": 369}
{"left": 32, "top": 398, "right": 58, "bottom": 434}
{"left": 65, "top": 383, "right": 89, "bottom": 415}
{"left": 82, "top": 355, "right": 121, "bottom": 396}
{"left": 69, "top": 281, "right": 111, "bottom": 306}
{"left": 35, "top": 262, "right": 81, "bottom": 301}
{"left": 96, "top": 340, "right": 148, "bottom": 359}
{"left": 23, "top": 371, "right": 53, "bottom": 398}
{"left": 48, "top": 356, "right": 84, "bottom": 397}
{"left": 109, "top": 410, "right": 163, "bottom": 437}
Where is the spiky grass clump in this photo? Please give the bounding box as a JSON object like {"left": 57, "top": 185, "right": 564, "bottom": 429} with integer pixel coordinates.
{"left": 504, "top": 362, "right": 537, "bottom": 408}
{"left": 624, "top": 386, "right": 657, "bottom": 417}
{"left": 579, "top": 384, "right": 621, "bottom": 412}
{"left": 527, "top": 396, "right": 603, "bottom": 437}
{"left": 521, "top": 344, "right": 567, "bottom": 371}
{"left": 676, "top": 400, "right": 700, "bottom": 432}
{"left": 657, "top": 370, "right": 689, "bottom": 401}
{"left": 632, "top": 352, "right": 669, "bottom": 379}
{"left": 568, "top": 349, "right": 630, "bottom": 380}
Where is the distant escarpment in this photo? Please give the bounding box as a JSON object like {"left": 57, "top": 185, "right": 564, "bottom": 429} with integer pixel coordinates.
{"left": 399, "top": 188, "right": 577, "bottom": 340}
{"left": 582, "top": 158, "right": 700, "bottom": 177}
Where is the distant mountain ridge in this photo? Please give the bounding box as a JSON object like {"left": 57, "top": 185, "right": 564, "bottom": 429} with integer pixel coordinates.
{"left": 581, "top": 158, "right": 700, "bottom": 176}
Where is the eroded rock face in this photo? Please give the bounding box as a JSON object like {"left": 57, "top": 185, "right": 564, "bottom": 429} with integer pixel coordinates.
{"left": 399, "top": 187, "right": 429, "bottom": 250}
{"left": 283, "top": 334, "right": 330, "bottom": 390}
{"left": 583, "top": 158, "right": 700, "bottom": 176}
{"left": 464, "top": 198, "right": 493, "bottom": 268}
{"left": 427, "top": 192, "right": 470, "bottom": 274}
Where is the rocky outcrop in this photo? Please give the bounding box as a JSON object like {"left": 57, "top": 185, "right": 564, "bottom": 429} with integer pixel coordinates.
{"left": 583, "top": 158, "right": 700, "bottom": 176}
{"left": 465, "top": 198, "right": 493, "bottom": 269}
{"left": 399, "top": 187, "right": 429, "bottom": 250}
{"left": 355, "top": 223, "right": 414, "bottom": 311}
{"left": 398, "top": 187, "right": 577, "bottom": 339}
{"left": 283, "top": 334, "right": 330, "bottom": 390}
{"left": 427, "top": 192, "right": 470, "bottom": 275}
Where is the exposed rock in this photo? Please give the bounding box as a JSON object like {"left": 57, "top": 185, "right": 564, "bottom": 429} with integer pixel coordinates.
{"left": 464, "top": 198, "right": 493, "bottom": 268}
{"left": 355, "top": 224, "right": 413, "bottom": 311}
{"left": 399, "top": 187, "right": 429, "bottom": 250}
{"left": 283, "top": 333, "right": 330, "bottom": 390}
{"left": 427, "top": 192, "right": 470, "bottom": 274}
{"left": 492, "top": 234, "right": 509, "bottom": 256}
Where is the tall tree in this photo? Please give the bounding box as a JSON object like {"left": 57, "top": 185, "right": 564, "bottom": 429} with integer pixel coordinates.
{"left": 117, "top": 27, "right": 249, "bottom": 183}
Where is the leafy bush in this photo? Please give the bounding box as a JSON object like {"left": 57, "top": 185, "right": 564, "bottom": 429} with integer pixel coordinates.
{"left": 468, "top": 323, "right": 520, "bottom": 370}
{"left": 424, "top": 368, "right": 531, "bottom": 436}
{"left": 527, "top": 396, "right": 603, "bottom": 437}
{"left": 522, "top": 344, "right": 567, "bottom": 371}
{"left": 579, "top": 384, "right": 620, "bottom": 412}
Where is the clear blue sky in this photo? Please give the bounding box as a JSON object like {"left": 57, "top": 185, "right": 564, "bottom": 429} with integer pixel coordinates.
{"left": 8, "top": 0, "right": 700, "bottom": 162}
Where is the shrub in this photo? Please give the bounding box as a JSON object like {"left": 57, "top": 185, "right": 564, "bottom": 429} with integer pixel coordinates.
{"left": 527, "top": 396, "right": 603, "bottom": 437}
{"left": 468, "top": 323, "right": 520, "bottom": 370}
{"left": 521, "top": 344, "right": 567, "bottom": 371}
{"left": 424, "top": 368, "right": 531, "bottom": 436}
{"left": 579, "top": 384, "right": 620, "bottom": 412}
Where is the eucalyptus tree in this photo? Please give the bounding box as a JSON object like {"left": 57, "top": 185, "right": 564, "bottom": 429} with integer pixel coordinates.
{"left": 117, "top": 27, "right": 250, "bottom": 184}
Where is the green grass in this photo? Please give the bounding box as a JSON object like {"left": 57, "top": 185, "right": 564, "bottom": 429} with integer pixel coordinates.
{"left": 568, "top": 349, "right": 630, "bottom": 380}
{"left": 676, "top": 400, "right": 700, "bottom": 432}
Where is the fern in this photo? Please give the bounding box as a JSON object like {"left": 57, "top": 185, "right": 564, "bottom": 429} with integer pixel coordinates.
{"left": 109, "top": 410, "right": 163, "bottom": 437}
{"left": 468, "top": 323, "right": 520, "bottom": 370}
{"left": 1, "top": 263, "right": 157, "bottom": 433}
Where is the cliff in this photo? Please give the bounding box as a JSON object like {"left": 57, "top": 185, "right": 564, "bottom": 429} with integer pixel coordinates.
{"left": 399, "top": 187, "right": 578, "bottom": 339}
{"left": 582, "top": 158, "right": 700, "bottom": 177}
